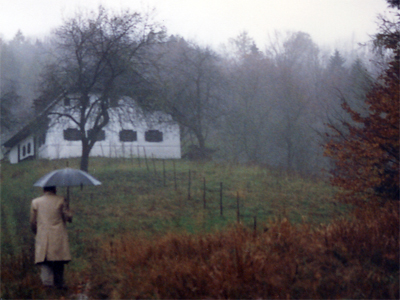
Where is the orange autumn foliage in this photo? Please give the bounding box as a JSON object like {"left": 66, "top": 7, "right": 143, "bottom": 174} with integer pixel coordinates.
{"left": 83, "top": 203, "right": 398, "bottom": 299}
{"left": 2, "top": 203, "right": 399, "bottom": 299}
{"left": 324, "top": 51, "right": 399, "bottom": 204}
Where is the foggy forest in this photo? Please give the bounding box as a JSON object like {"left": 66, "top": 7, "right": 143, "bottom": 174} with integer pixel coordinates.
{"left": 1, "top": 2, "right": 399, "bottom": 298}
{"left": 0, "top": 5, "right": 390, "bottom": 175}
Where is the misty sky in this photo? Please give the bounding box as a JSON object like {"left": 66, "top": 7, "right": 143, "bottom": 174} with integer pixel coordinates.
{"left": 0, "top": 0, "right": 392, "bottom": 48}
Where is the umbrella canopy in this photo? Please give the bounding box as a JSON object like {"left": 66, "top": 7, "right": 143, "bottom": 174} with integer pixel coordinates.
{"left": 33, "top": 168, "right": 101, "bottom": 187}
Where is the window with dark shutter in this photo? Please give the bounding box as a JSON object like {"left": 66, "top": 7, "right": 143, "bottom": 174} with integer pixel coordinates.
{"left": 27, "top": 143, "right": 31, "bottom": 154}
{"left": 87, "top": 129, "right": 106, "bottom": 141}
{"left": 22, "top": 145, "right": 26, "bottom": 156}
{"left": 119, "top": 130, "right": 137, "bottom": 142}
{"left": 63, "top": 128, "right": 81, "bottom": 141}
{"left": 145, "top": 130, "right": 163, "bottom": 142}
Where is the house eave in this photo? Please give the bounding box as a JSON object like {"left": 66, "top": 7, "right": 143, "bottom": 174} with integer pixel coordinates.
{"left": 2, "top": 94, "right": 64, "bottom": 148}
{"left": 3, "top": 124, "right": 33, "bottom": 148}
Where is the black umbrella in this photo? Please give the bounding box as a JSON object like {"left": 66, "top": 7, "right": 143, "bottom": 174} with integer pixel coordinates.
{"left": 33, "top": 168, "right": 101, "bottom": 206}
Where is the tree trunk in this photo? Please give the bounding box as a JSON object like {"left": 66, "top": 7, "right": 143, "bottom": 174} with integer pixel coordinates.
{"left": 196, "top": 132, "right": 207, "bottom": 159}
{"left": 80, "top": 141, "right": 91, "bottom": 172}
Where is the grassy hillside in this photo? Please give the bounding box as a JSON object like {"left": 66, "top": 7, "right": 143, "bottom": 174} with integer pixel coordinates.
{"left": 2, "top": 158, "right": 397, "bottom": 299}
{"left": 1, "top": 157, "right": 339, "bottom": 254}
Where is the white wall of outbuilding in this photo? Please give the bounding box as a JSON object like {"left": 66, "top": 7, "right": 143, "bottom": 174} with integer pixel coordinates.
{"left": 7, "top": 100, "right": 181, "bottom": 163}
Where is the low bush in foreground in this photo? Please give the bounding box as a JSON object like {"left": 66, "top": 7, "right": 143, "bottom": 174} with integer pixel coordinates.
{"left": 1, "top": 159, "right": 398, "bottom": 298}
{"left": 83, "top": 202, "right": 398, "bottom": 299}
{"left": 1, "top": 201, "right": 398, "bottom": 299}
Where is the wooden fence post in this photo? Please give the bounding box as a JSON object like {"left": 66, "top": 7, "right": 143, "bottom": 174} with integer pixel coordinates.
{"left": 163, "top": 160, "right": 166, "bottom": 187}
{"left": 152, "top": 154, "right": 157, "bottom": 177}
{"left": 130, "top": 145, "right": 133, "bottom": 165}
{"left": 188, "top": 169, "right": 191, "bottom": 200}
{"left": 143, "top": 147, "right": 149, "bottom": 172}
{"left": 220, "top": 182, "right": 223, "bottom": 216}
{"left": 173, "top": 160, "right": 177, "bottom": 191}
{"left": 203, "top": 177, "right": 206, "bottom": 209}
{"left": 237, "top": 191, "right": 240, "bottom": 223}
{"left": 137, "top": 146, "right": 141, "bottom": 168}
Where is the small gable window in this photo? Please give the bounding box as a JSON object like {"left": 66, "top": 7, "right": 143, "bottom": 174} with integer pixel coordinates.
{"left": 145, "top": 130, "right": 163, "bottom": 142}
{"left": 27, "top": 143, "right": 31, "bottom": 154}
{"left": 64, "top": 97, "right": 71, "bottom": 106}
{"left": 64, "top": 128, "right": 81, "bottom": 141}
{"left": 22, "top": 145, "right": 26, "bottom": 156}
{"left": 119, "top": 130, "right": 137, "bottom": 142}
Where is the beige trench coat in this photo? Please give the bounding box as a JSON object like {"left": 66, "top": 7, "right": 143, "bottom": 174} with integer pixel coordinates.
{"left": 30, "top": 192, "right": 73, "bottom": 264}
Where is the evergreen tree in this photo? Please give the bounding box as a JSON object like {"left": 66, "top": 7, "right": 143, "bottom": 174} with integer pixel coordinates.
{"left": 324, "top": 50, "right": 399, "bottom": 204}
{"left": 346, "top": 58, "right": 373, "bottom": 115}
{"left": 324, "top": 0, "right": 399, "bottom": 205}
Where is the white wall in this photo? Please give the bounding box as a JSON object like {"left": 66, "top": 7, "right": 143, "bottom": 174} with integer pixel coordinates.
{"left": 8, "top": 136, "right": 35, "bottom": 163}
{"left": 37, "top": 105, "right": 181, "bottom": 160}
{"left": 8, "top": 145, "right": 19, "bottom": 164}
{"left": 8, "top": 99, "right": 181, "bottom": 164}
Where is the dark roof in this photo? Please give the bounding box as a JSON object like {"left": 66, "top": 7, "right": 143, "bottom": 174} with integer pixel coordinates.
{"left": 3, "top": 118, "right": 44, "bottom": 148}
{"left": 2, "top": 95, "right": 62, "bottom": 148}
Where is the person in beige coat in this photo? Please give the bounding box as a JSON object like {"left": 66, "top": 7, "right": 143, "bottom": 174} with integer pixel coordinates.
{"left": 30, "top": 186, "right": 73, "bottom": 289}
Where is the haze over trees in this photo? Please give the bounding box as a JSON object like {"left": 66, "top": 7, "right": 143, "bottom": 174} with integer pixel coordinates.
{"left": 153, "top": 37, "right": 225, "bottom": 159}
{"left": 0, "top": 31, "right": 47, "bottom": 132}
{"left": 1, "top": 3, "right": 394, "bottom": 176}
{"left": 222, "top": 32, "right": 275, "bottom": 164}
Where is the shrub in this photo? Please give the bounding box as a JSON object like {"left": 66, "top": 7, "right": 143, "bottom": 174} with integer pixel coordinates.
{"left": 86, "top": 203, "right": 399, "bottom": 299}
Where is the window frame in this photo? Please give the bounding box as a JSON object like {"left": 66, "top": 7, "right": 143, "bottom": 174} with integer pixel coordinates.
{"left": 63, "top": 128, "right": 81, "bottom": 141}
{"left": 119, "top": 130, "right": 137, "bottom": 142}
{"left": 87, "top": 129, "right": 106, "bottom": 141}
{"left": 145, "top": 130, "right": 163, "bottom": 143}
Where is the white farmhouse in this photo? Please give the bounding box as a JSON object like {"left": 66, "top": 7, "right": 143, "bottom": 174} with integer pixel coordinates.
{"left": 3, "top": 96, "right": 181, "bottom": 164}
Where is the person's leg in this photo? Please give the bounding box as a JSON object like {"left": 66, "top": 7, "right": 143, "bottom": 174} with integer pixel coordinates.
{"left": 53, "top": 262, "right": 65, "bottom": 289}
{"left": 39, "top": 262, "right": 54, "bottom": 287}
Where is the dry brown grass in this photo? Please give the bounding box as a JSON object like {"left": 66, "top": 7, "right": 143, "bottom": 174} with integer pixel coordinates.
{"left": 1, "top": 159, "right": 398, "bottom": 299}
{"left": 1, "top": 202, "right": 398, "bottom": 299}
{"left": 82, "top": 202, "right": 399, "bottom": 299}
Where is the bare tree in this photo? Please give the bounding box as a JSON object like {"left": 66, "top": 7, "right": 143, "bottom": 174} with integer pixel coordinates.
{"left": 268, "top": 31, "right": 323, "bottom": 173}
{"left": 37, "top": 6, "right": 165, "bottom": 171}
{"left": 154, "top": 37, "right": 225, "bottom": 159}
{"left": 222, "top": 32, "right": 276, "bottom": 163}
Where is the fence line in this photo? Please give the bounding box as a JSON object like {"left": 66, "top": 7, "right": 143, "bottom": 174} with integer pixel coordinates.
{"left": 128, "top": 158, "right": 264, "bottom": 229}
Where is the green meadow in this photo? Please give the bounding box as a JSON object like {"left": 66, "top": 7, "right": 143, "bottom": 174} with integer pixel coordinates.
{"left": 1, "top": 157, "right": 340, "bottom": 255}
{"left": 2, "top": 157, "right": 357, "bottom": 299}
